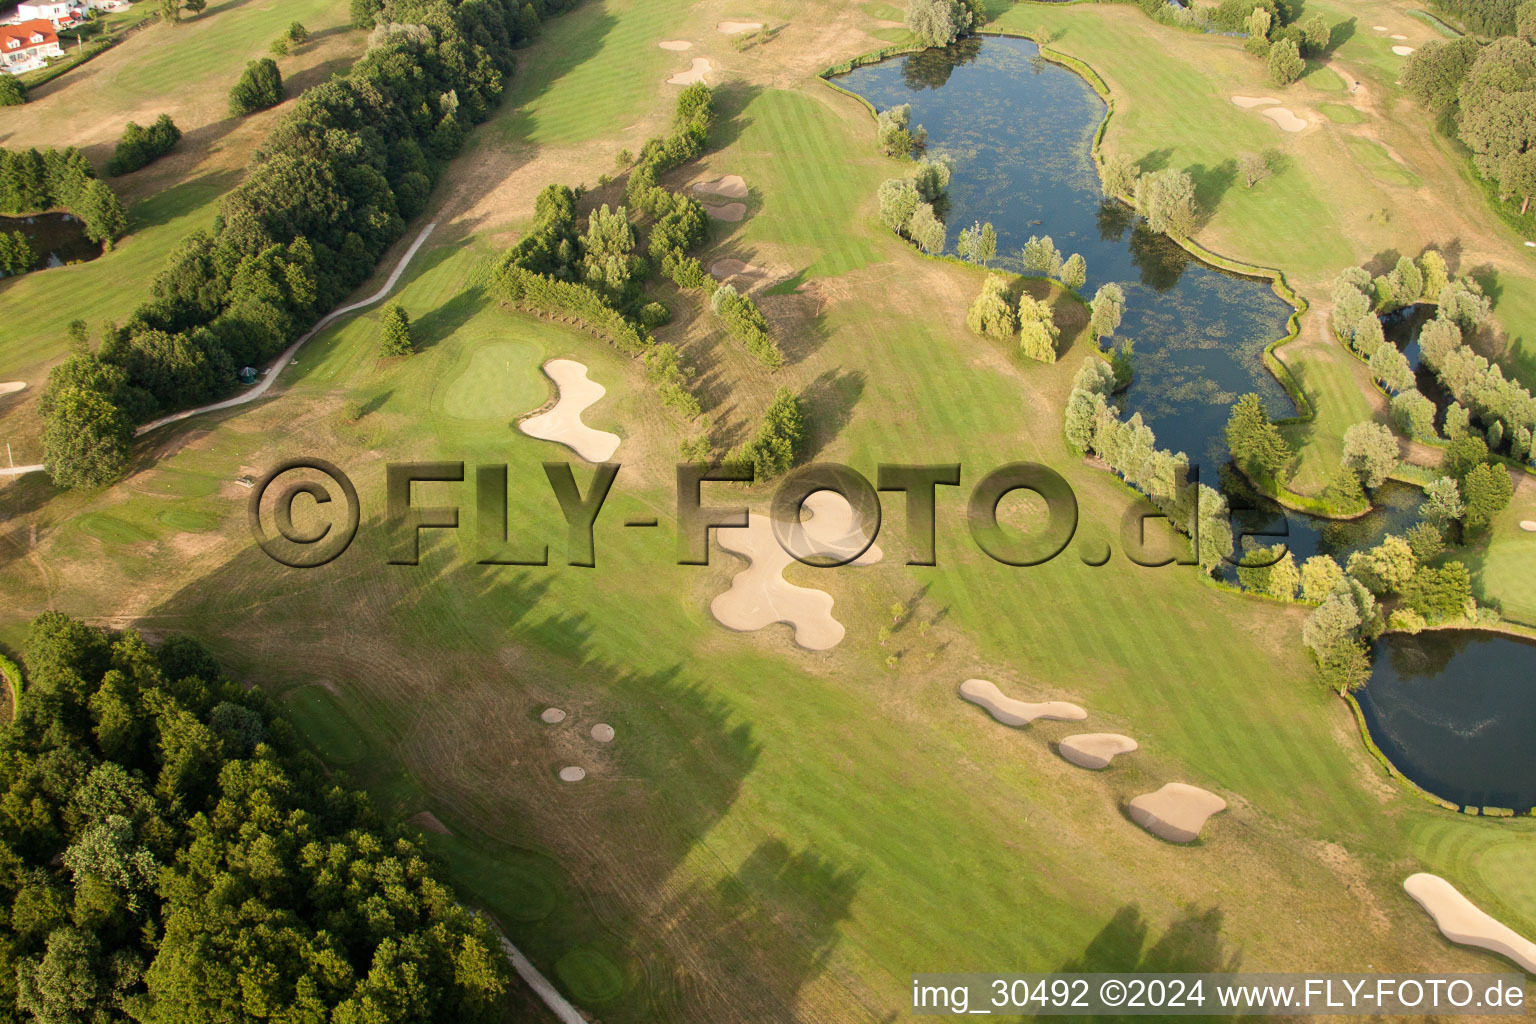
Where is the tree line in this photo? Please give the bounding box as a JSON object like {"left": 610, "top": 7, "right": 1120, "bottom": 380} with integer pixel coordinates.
{"left": 1403, "top": 27, "right": 1536, "bottom": 216}
{"left": 39, "top": 0, "right": 581, "bottom": 489}
{"left": 0, "top": 613, "right": 512, "bottom": 1021}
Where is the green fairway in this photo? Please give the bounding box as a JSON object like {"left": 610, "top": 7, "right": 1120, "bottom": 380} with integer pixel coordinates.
{"left": 555, "top": 948, "right": 627, "bottom": 1003}
{"left": 1343, "top": 135, "right": 1422, "bottom": 187}
{"left": 278, "top": 685, "right": 368, "bottom": 765}
{"left": 75, "top": 512, "right": 155, "bottom": 546}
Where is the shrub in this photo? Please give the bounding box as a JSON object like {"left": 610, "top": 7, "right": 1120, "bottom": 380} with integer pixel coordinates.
{"left": 639, "top": 301, "right": 671, "bottom": 329}
{"left": 740, "top": 387, "right": 803, "bottom": 477}
{"left": 0, "top": 75, "right": 25, "bottom": 107}
{"left": 712, "top": 284, "right": 782, "bottom": 368}
{"left": 228, "top": 58, "right": 285, "bottom": 117}
{"left": 107, "top": 114, "right": 182, "bottom": 176}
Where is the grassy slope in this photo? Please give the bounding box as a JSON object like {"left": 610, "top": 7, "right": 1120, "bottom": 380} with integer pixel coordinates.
{"left": 3, "top": 0, "right": 1535, "bottom": 1019}
{"left": 0, "top": 0, "right": 362, "bottom": 456}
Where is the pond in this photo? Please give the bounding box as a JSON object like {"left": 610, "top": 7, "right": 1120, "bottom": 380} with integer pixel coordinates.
{"left": 835, "top": 36, "right": 1418, "bottom": 561}
{"left": 1357, "top": 631, "right": 1536, "bottom": 812}
{"left": 836, "top": 36, "right": 1296, "bottom": 470}
{"left": 0, "top": 212, "right": 102, "bottom": 272}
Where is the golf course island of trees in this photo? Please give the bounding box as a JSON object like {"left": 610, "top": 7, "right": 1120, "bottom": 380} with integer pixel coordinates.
{"left": 2, "top": 0, "right": 1536, "bottom": 1016}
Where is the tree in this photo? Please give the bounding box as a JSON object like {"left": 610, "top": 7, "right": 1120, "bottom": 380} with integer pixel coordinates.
{"left": 270, "top": 36, "right": 289, "bottom": 56}
{"left": 1237, "top": 542, "right": 1300, "bottom": 600}
{"left": 0, "top": 74, "right": 25, "bottom": 107}
{"left": 1403, "top": 37, "right": 1480, "bottom": 113}
{"left": 957, "top": 221, "right": 982, "bottom": 263}
{"left": 1225, "top": 392, "right": 1293, "bottom": 478}
{"left": 1443, "top": 434, "right": 1490, "bottom": 480}
{"left": 1089, "top": 282, "right": 1125, "bottom": 341}
{"left": 978, "top": 222, "right": 997, "bottom": 266}
{"left": 1300, "top": 13, "right": 1330, "bottom": 54}
{"left": 1369, "top": 342, "right": 1415, "bottom": 393}
{"left": 0, "top": 229, "right": 35, "bottom": 275}
{"left": 183, "top": 0, "right": 206, "bottom": 13}
{"left": 1462, "top": 462, "right": 1513, "bottom": 533}
{"left": 1266, "top": 37, "right": 1304, "bottom": 86}
{"left": 160, "top": 0, "right": 180, "bottom": 21}
{"left": 1341, "top": 420, "right": 1399, "bottom": 488}
{"left": 1390, "top": 389, "right": 1438, "bottom": 440}
{"left": 876, "top": 104, "right": 924, "bottom": 157}
{"left": 1017, "top": 293, "right": 1061, "bottom": 362}
{"left": 378, "top": 302, "right": 415, "bottom": 356}
{"left": 1438, "top": 280, "right": 1491, "bottom": 332}
{"left": 741, "top": 388, "right": 803, "bottom": 478}
{"left": 1100, "top": 153, "right": 1138, "bottom": 198}
{"left": 1419, "top": 249, "right": 1450, "bottom": 300}
{"left": 77, "top": 180, "right": 126, "bottom": 249}
{"left": 580, "top": 204, "right": 639, "bottom": 298}
{"left": 1405, "top": 521, "right": 1446, "bottom": 564}
{"left": 909, "top": 202, "right": 946, "bottom": 254}
{"left": 42, "top": 385, "right": 132, "bottom": 488}
{"left": 911, "top": 155, "right": 952, "bottom": 201}
{"left": 1300, "top": 554, "right": 1344, "bottom": 602}
{"left": 287, "top": 20, "right": 308, "bottom": 42}
{"left": 965, "top": 274, "right": 1017, "bottom": 339}
{"left": 1457, "top": 37, "right": 1536, "bottom": 207}
{"left": 1345, "top": 534, "right": 1417, "bottom": 595}
{"left": 905, "top": 0, "right": 973, "bottom": 46}
{"left": 1245, "top": 6, "right": 1273, "bottom": 56}
{"left": 1422, "top": 475, "right": 1466, "bottom": 532}
{"left": 1350, "top": 313, "right": 1385, "bottom": 358}
{"left": 1021, "top": 234, "right": 1062, "bottom": 276}
{"left": 1238, "top": 151, "right": 1271, "bottom": 188}
{"left": 228, "top": 58, "right": 285, "bottom": 116}
{"left": 1134, "top": 169, "right": 1197, "bottom": 236}
{"left": 1058, "top": 252, "right": 1087, "bottom": 292}
{"left": 877, "top": 177, "right": 920, "bottom": 234}
{"left": 1401, "top": 562, "right": 1474, "bottom": 622}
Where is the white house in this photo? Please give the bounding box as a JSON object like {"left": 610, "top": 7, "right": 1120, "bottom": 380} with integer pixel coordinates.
{"left": 0, "top": 19, "right": 62, "bottom": 75}
{"left": 14, "top": 0, "right": 84, "bottom": 27}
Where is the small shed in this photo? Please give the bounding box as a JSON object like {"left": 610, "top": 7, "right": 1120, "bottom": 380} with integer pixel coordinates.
{"left": 238, "top": 366, "right": 258, "bottom": 384}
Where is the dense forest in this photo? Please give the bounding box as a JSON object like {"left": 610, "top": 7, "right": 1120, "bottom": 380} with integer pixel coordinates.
{"left": 40, "top": 0, "right": 578, "bottom": 488}
{"left": 0, "top": 614, "right": 510, "bottom": 1023}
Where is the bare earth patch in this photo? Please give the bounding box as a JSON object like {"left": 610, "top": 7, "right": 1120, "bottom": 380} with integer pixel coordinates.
{"left": 409, "top": 810, "right": 452, "bottom": 834}
{"left": 1059, "top": 733, "right": 1139, "bottom": 770}
{"left": 518, "top": 359, "right": 621, "bottom": 463}
{"left": 710, "top": 490, "right": 882, "bottom": 650}
{"left": 1128, "top": 783, "right": 1227, "bottom": 843}
{"left": 958, "top": 678, "right": 1088, "bottom": 727}
{"left": 1261, "top": 107, "right": 1308, "bottom": 132}
{"left": 1404, "top": 873, "right": 1536, "bottom": 973}
{"left": 717, "top": 20, "right": 763, "bottom": 33}
{"left": 1230, "top": 95, "right": 1278, "bottom": 108}
{"left": 694, "top": 174, "right": 749, "bottom": 199}
{"left": 658, "top": 39, "right": 692, "bottom": 50}
{"left": 711, "top": 258, "right": 768, "bottom": 281}
{"left": 705, "top": 202, "right": 747, "bottom": 222}
{"left": 668, "top": 57, "right": 712, "bottom": 85}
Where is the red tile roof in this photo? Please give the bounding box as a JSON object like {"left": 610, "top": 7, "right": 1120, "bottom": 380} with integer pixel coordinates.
{"left": 0, "top": 20, "right": 59, "bottom": 51}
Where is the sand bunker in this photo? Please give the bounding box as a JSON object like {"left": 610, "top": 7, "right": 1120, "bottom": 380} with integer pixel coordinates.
{"left": 1391, "top": 33, "right": 1408, "bottom": 39}
{"left": 668, "top": 57, "right": 711, "bottom": 85}
{"left": 1129, "top": 783, "right": 1227, "bottom": 843}
{"left": 1373, "top": 24, "right": 1387, "bottom": 29}
{"left": 1059, "top": 733, "right": 1139, "bottom": 770}
{"left": 1404, "top": 873, "right": 1536, "bottom": 973}
{"left": 591, "top": 723, "right": 614, "bottom": 743}
{"left": 1392, "top": 45, "right": 1415, "bottom": 55}
{"left": 0, "top": 382, "right": 25, "bottom": 397}
{"left": 959, "top": 678, "right": 1087, "bottom": 727}
{"left": 710, "top": 490, "right": 882, "bottom": 650}
{"left": 694, "top": 174, "right": 749, "bottom": 199}
{"left": 1262, "top": 107, "right": 1307, "bottom": 132}
{"left": 1230, "top": 95, "right": 1277, "bottom": 108}
{"left": 658, "top": 39, "right": 691, "bottom": 50}
{"left": 711, "top": 258, "right": 767, "bottom": 281}
{"left": 1521, "top": 521, "right": 1536, "bottom": 531}
{"left": 541, "top": 707, "right": 566, "bottom": 723}
{"left": 519, "top": 359, "right": 621, "bottom": 463}
{"left": 717, "top": 20, "right": 762, "bottom": 32}
{"left": 705, "top": 202, "right": 746, "bottom": 222}
{"left": 558, "top": 766, "right": 586, "bottom": 782}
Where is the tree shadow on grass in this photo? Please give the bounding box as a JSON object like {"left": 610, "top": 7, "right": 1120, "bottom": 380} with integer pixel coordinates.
{"left": 413, "top": 284, "right": 486, "bottom": 352}
{"left": 797, "top": 367, "right": 867, "bottom": 462}
{"left": 1039, "top": 905, "right": 1260, "bottom": 1023}
{"left": 1187, "top": 159, "right": 1237, "bottom": 220}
